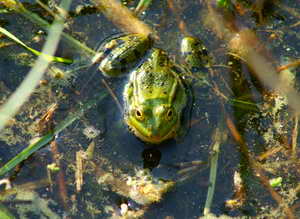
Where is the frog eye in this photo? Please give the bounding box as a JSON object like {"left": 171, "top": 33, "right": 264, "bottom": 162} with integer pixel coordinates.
{"left": 166, "top": 109, "right": 174, "bottom": 121}
{"left": 135, "top": 109, "right": 144, "bottom": 121}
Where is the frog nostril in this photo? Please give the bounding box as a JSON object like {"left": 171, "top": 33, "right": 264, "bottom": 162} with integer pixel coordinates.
{"left": 134, "top": 109, "right": 145, "bottom": 121}
{"left": 166, "top": 109, "right": 174, "bottom": 121}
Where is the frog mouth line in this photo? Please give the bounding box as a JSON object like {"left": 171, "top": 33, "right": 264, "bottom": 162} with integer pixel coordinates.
{"left": 126, "top": 119, "right": 178, "bottom": 144}
{"left": 132, "top": 127, "right": 176, "bottom": 144}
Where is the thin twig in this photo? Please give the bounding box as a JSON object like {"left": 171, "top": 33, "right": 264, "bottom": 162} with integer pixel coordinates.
{"left": 257, "top": 146, "right": 284, "bottom": 161}
{"left": 101, "top": 79, "right": 123, "bottom": 113}
{"left": 92, "top": 0, "right": 153, "bottom": 37}
{"left": 291, "top": 114, "right": 298, "bottom": 159}
{"left": 50, "top": 140, "right": 68, "bottom": 210}
{"left": 290, "top": 21, "right": 300, "bottom": 28}
{"left": 277, "top": 59, "right": 300, "bottom": 72}
{"left": 226, "top": 116, "right": 296, "bottom": 219}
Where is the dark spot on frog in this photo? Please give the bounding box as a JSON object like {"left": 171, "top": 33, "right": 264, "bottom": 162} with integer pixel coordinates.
{"left": 202, "top": 48, "right": 208, "bottom": 55}
{"left": 120, "top": 59, "right": 129, "bottom": 71}
{"left": 182, "top": 51, "right": 193, "bottom": 56}
{"left": 159, "top": 62, "right": 164, "bottom": 67}
{"left": 194, "top": 41, "right": 201, "bottom": 47}
{"left": 171, "top": 66, "right": 183, "bottom": 75}
{"left": 115, "top": 39, "right": 124, "bottom": 45}
{"left": 129, "top": 35, "right": 137, "bottom": 40}
{"left": 128, "top": 126, "right": 133, "bottom": 132}
{"left": 108, "top": 53, "right": 114, "bottom": 59}
{"left": 120, "top": 58, "right": 127, "bottom": 65}
{"left": 133, "top": 49, "right": 141, "bottom": 58}
{"left": 103, "top": 47, "right": 112, "bottom": 56}
{"left": 121, "top": 66, "right": 127, "bottom": 72}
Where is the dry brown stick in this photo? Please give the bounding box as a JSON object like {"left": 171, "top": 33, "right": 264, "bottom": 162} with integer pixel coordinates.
{"left": 92, "top": 0, "right": 153, "bottom": 36}
{"left": 257, "top": 146, "right": 284, "bottom": 161}
{"left": 277, "top": 59, "right": 300, "bottom": 72}
{"left": 75, "top": 150, "right": 85, "bottom": 192}
{"left": 291, "top": 114, "right": 299, "bottom": 159}
{"left": 290, "top": 21, "right": 300, "bottom": 28}
{"left": 226, "top": 117, "right": 296, "bottom": 219}
{"left": 50, "top": 140, "right": 68, "bottom": 210}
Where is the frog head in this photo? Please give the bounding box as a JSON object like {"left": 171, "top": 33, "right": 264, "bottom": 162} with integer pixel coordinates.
{"left": 125, "top": 100, "right": 181, "bottom": 144}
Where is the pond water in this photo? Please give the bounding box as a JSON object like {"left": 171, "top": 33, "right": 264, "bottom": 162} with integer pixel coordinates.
{"left": 0, "top": 0, "right": 300, "bottom": 218}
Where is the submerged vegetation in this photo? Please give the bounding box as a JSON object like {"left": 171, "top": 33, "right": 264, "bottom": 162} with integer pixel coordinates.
{"left": 0, "top": 0, "right": 300, "bottom": 218}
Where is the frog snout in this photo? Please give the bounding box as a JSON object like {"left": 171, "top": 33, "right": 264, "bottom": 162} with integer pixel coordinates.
{"left": 150, "top": 121, "right": 163, "bottom": 137}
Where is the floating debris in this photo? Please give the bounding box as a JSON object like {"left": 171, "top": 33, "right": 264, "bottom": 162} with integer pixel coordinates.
{"left": 97, "top": 168, "right": 175, "bottom": 205}
{"left": 83, "top": 125, "right": 101, "bottom": 139}
{"left": 225, "top": 171, "right": 246, "bottom": 209}
{"left": 75, "top": 150, "right": 87, "bottom": 192}
{"left": 0, "top": 178, "right": 12, "bottom": 190}
{"left": 126, "top": 169, "right": 175, "bottom": 205}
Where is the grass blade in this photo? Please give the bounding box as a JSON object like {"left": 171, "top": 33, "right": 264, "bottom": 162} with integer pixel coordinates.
{"left": 203, "top": 119, "right": 227, "bottom": 215}
{"left": 0, "top": 27, "right": 72, "bottom": 64}
{"left": 0, "top": 92, "right": 107, "bottom": 177}
{"left": 0, "top": 0, "right": 72, "bottom": 132}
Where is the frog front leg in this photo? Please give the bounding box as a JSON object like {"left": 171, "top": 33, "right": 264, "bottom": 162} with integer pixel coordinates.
{"left": 94, "top": 34, "right": 152, "bottom": 77}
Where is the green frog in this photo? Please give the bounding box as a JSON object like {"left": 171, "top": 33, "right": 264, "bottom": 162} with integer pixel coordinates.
{"left": 95, "top": 34, "right": 210, "bottom": 144}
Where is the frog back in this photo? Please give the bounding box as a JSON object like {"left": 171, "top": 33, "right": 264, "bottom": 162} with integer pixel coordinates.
{"left": 128, "top": 48, "right": 187, "bottom": 106}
